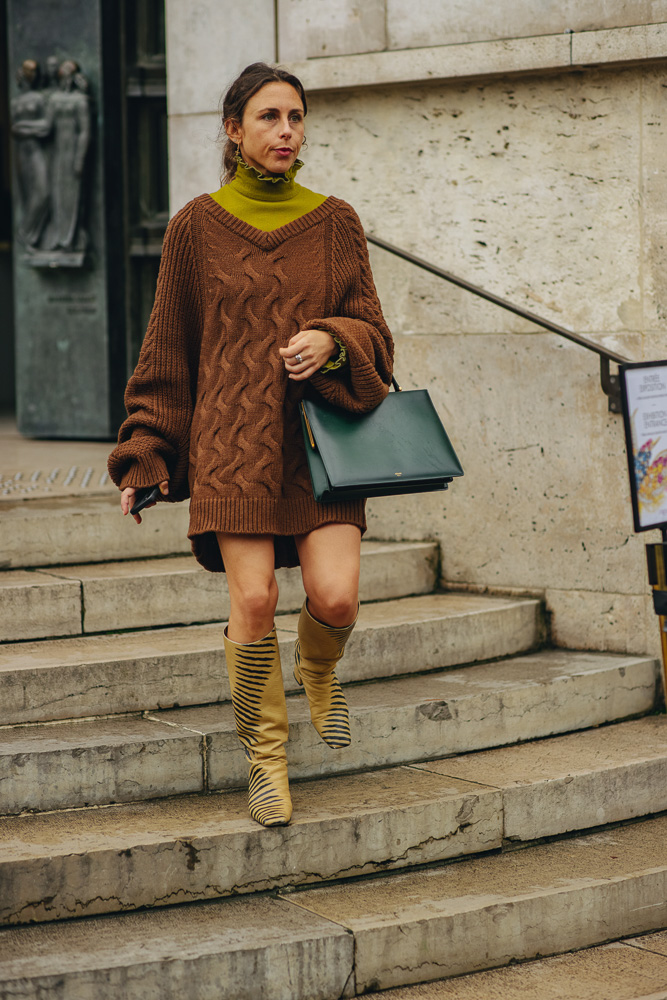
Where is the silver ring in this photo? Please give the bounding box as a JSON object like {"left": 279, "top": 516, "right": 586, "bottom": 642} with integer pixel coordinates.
{"left": 295, "top": 353, "right": 303, "bottom": 364}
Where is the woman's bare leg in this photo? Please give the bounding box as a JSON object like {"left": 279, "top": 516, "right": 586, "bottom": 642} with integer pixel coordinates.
{"left": 295, "top": 523, "right": 361, "bottom": 627}
{"left": 216, "top": 533, "right": 279, "bottom": 643}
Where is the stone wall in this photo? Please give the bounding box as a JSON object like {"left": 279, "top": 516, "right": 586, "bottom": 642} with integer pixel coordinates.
{"left": 277, "top": 0, "right": 667, "bottom": 58}
{"left": 164, "top": 1, "right": 667, "bottom": 656}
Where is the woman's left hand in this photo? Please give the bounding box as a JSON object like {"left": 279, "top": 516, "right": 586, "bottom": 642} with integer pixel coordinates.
{"left": 279, "top": 329, "right": 337, "bottom": 381}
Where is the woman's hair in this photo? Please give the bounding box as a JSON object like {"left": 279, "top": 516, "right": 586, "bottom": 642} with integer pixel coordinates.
{"left": 218, "top": 62, "right": 308, "bottom": 184}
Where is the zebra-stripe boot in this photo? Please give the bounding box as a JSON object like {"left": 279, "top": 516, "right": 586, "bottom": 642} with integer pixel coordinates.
{"left": 223, "top": 626, "right": 292, "bottom": 827}
{"left": 293, "top": 600, "right": 358, "bottom": 749}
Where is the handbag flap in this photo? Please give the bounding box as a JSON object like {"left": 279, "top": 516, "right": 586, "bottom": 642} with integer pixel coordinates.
{"left": 302, "top": 390, "right": 463, "bottom": 489}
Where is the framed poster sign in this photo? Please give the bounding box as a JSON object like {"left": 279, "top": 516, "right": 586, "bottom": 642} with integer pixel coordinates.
{"left": 621, "top": 360, "right": 667, "bottom": 533}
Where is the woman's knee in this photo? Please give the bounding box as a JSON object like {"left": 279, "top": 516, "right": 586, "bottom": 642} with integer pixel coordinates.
{"left": 230, "top": 575, "right": 279, "bottom": 623}
{"left": 306, "top": 583, "right": 358, "bottom": 627}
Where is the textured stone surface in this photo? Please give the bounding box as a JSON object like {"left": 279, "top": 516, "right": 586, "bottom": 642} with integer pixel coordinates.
{"left": 546, "top": 587, "right": 660, "bottom": 658}
{"left": 290, "top": 62, "right": 662, "bottom": 654}
{"left": 641, "top": 75, "right": 667, "bottom": 332}
{"left": 2, "top": 647, "right": 654, "bottom": 815}
{"left": 0, "top": 420, "right": 115, "bottom": 501}
{"left": 0, "top": 623, "right": 231, "bottom": 725}
{"left": 278, "top": 0, "right": 386, "bottom": 61}
{"left": 415, "top": 715, "right": 667, "bottom": 840}
{"left": 361, "top": 938, "right": 667, "bottom": 998}
{"left": 290, "top": 34, "right": 571, "bottom": 92}
{"left": 387, "top": 1, "right": 667, "bottom": 50}
{"left": 629, "top": 929, "right": 667, "bottom": 956}
{"left": 49, "top": 555, "right": 228, "bottom": 632}
{"left": 277, "top": 592, "right": 542, "bottom": 681}
{"left": 3, "top": 717, "right": 666, "bottom": 926}
{"left": 0, "top": 768, "right": 501, "bottom": 924}
{"left": 0, "top": 495, "right": 191, "bottom": 569}
{"left": 0, "top": 717, "right": 203, "bottom": 814}
{"left": 305, "top": 72, "right": 646, "bottom": 338}
{"left": 155, "top": 650, "right": 658, "bottom": 791}
{"left": 165, "top": 0, "right": 275, "bottom": 117}
{"left": 1, "top": 569, "right": 81, "bottom": 641}
{"left": 0, "top": 896, "right": 355, "bottom": 999}
{"left": 290, "top": 815, "right": 667, "bottom": 992}
{"left": 289, "top": 20, "right": 667, "bottom": 92}
{"left": 363, "top": 334, "right": 644, "bottom": 597}
{"left": 167, "top": 111, "right": 221, "bottom": 214}
{"left": 0, "top": 592, "right": 540, "bottom": 725}
{"left": 573, "top": 21, "right": 667, "bottom": 65}
{"left": 43, "top": 540, "right": 437, "bottom": 633}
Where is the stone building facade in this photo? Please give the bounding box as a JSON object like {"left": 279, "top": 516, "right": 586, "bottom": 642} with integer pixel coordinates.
{"left": 164, "top": 1, "right": 667, "bottom": 658}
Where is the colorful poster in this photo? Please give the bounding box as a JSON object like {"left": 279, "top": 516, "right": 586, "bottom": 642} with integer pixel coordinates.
{"left": 622, "top": 362, "right": 667, "bottom": 531}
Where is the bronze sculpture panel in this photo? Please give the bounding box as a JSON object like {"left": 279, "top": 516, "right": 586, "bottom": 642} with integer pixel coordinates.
{"left": 11, "top": 56, "right": 91, "bottom": 267}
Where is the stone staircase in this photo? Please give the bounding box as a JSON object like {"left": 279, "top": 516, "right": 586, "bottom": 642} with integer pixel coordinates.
{"left": 0, "top": 496, "right": 666, "bottom": 999}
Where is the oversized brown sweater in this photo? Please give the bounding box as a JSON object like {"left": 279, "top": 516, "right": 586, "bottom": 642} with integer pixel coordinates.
{"left": 108, "top": 193, "right": 394, "bottom": 572}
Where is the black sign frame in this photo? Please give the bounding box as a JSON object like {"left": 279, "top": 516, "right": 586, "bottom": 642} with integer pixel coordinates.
{"left": 620, "top": 359, "right": 667, "bottom": 534}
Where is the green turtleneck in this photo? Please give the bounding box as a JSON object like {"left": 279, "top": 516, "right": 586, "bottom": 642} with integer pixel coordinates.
{"left": 209, "top": 158, "right": 327, "bottom": 232}
{"left": 209, "top": 158, "right": 347, "bottom": 373}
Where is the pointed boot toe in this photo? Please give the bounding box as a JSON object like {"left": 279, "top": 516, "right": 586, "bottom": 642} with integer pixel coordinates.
{"left": 248, "top": 756, "right": 292, "bottom": 826}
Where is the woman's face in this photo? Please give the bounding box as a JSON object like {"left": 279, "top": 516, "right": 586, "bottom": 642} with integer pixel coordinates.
{"left": 226, "top": 81, "right": 305, "bottom": 176}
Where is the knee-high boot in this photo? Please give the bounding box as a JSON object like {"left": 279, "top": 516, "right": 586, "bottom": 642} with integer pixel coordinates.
{"left": 223, "top": 626, "right": 292, "bottom": 826}
{"left": 293, "top": 600, "right": 358, "bottom": 749}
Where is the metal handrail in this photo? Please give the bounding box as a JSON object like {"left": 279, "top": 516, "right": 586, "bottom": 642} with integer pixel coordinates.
{"left": 366, "top": 233, "right": 630, "bottom": 413}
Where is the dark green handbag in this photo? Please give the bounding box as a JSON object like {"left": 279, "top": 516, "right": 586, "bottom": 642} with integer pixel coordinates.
{"left": 300, "top": 377, "right": 464, "bottom": 502}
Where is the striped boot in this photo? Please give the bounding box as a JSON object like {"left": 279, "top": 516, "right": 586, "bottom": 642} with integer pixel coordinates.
{"left": 223, "top": 626, "right": 292, "bottom": 827}
{"left": 293, "top": 600, "right": 358, "bottom": 749}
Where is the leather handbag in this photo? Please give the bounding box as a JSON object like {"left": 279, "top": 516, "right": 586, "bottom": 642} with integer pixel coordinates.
{"left": 300, "top": 377, "right": 464, "bottom": 502}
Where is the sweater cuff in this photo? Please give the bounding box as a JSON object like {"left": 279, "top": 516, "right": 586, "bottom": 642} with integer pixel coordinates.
{"left": 110, "top": 450, "right": 170, "bottom": 492}
{"left": 320, "top": 334, "right": 348, "bottom": 374}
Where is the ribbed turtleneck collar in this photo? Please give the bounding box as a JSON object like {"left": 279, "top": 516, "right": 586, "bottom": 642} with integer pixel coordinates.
{"left": 230, "top": 156, "right": 305, "bottom": 203}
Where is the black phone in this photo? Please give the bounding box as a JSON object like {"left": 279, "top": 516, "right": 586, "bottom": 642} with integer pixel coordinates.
{"left": 130, "top": 485, "right": 161, "bottom": 516}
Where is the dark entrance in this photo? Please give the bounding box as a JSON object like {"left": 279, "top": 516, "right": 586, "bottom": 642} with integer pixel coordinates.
{"left": 122, "top": 0, "right": 169, "bottom": 371}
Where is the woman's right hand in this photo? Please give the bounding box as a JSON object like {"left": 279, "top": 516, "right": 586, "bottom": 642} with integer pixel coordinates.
{"left": 120, "top": 481, "right": 169, "bottom": 524}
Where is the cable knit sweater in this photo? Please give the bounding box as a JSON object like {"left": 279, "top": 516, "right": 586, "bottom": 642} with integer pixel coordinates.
{"left": 107, "top": 192, "right": 394, "bottom": 572}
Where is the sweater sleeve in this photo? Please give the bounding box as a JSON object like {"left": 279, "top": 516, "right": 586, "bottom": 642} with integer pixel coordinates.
{"left": 107, "top": 202, "right": 202, "bottom": 499}
{"left": 306, "top": 200, "right": 394, "bottom": 413}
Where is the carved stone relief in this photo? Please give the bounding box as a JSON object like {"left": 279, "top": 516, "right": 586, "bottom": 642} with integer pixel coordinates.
{"left": 11, "top": 57, "right": 92, "bottom": 267}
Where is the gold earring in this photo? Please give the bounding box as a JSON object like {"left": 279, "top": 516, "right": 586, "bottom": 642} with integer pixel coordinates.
{"left": 301, "top": 136, "right": 308, "bottom": 150}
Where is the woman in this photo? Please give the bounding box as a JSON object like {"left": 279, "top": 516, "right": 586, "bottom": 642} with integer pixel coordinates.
{"left": 46, "top": 60, "right": 90, "bottom": 251}
{"left": 11, "top": 60, "right": 50, "bottom": 249}
{"left": 108, "top": 62, "right": 394, "bottom": 828}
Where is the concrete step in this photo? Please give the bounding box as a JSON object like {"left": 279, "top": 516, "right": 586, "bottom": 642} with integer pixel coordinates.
{"left": 0, "top": 494, "right": 191, "bottom": 570}
{"left": 156, "top": 648, "right": 659, "bottom": 796}
{"left": 1, "top": 816, "right": 666, "bottom": 999}
{"left": 1, "top": 568, "right": 82, "bottom": 642}
{"left": 288, "top": 814, "right": 667, "bottom": 994}
{"left": 1, "top": 716, "right": 665, "bottom": 925}
{"left": 1, "top": 539, "right": 438, "bottom": 640}
{"left": 362, "top": 932, "right": 667, "bottom": 999}
{"left": 0, "top": 765, "right": 501, "bottom": 926}
{"left": 0, "top": 649, "right": 657, "bottom": 814}
{"left": 0, "top": 592, "right": 542, "bottom": 725}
